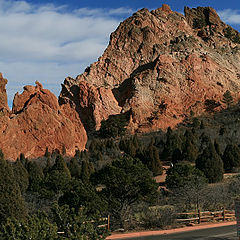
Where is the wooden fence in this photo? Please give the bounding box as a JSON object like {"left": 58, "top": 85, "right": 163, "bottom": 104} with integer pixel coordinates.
{"left": 176, "top": 209, "right": 235, "bottom": 224}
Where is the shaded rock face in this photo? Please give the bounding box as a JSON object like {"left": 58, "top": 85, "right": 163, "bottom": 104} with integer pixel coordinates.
{"left": 59, "top": 5, "right": 240, "bottom": 133}
{"left": 0, "top": 79, "right": 87, "bottom": 160}
{"left": 59, "top": 77, "right": 121, "bottom": 131}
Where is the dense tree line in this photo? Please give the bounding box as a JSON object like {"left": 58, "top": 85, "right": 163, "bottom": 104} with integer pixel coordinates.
{"left": 2, "top": 90, "right": 240, "bottom": 236}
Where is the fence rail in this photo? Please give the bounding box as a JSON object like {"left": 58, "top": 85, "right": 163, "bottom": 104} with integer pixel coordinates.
{"left": 176, "top": 209, "right": 235, "bottom": 224}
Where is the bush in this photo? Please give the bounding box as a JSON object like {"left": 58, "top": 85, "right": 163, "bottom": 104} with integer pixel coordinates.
{"left": 141, "top": 205, "right": 176, "bottom": 229}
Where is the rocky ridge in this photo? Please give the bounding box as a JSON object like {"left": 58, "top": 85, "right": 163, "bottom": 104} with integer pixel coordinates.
{"left": 0, "top": 79, "right": 87, "bottom": 160}
{"left": 59, "top": 4, "right": 240, "bottom": 133}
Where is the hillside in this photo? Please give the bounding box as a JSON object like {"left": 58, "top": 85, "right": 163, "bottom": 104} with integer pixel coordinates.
{"left": 59, "top": 4, "right": 240, "bottom": 133}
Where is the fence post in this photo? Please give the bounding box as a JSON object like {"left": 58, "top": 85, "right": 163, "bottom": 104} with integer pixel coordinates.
{"left": 198, "top": 209, "right": 201, "bottom": 224}
{"left": 107, "top": 215, "right": 110, "bottom": 231}
{"left": 223, "top": 207, "right": 225, "bottom": 222}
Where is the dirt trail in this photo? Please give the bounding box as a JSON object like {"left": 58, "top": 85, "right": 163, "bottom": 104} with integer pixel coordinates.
{"left": 107, "top": 221, "right": 236, "bottom": 239}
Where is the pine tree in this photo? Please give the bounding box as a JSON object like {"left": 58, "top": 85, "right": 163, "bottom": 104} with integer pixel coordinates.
{"left": 27, "top": 161, "right": 44, "bottom": 192}
{"left": 148, "top": 145, "right": 163, "bottom": 176}
{"left": 172, "top": 148, "right": 183, "bottom": 164}
{"left": 44, "top": 147, "right": 50, "bottom": 158}
{"left": 196, "top": 143, "right": 224, "bottom": 183}
{"left": 222, "top": 144, "right": 240, "bottom": 172}
{"left": 12, "top": 159, "right": 29, "bottom": 193}
{"left": 0, "top": 150, "right": 27, "bottom": 223}
{"left": 182, "top": 139, "right": 198, "bottom": 162}
{"left": 81, "top": 160, "right": 94, "bottom": 183}
{"left": 44, "top": 154, "right": 71, "bottom": 194}
{"left": 222, "top": 90, "right": 233, "bottom": 108}
{"left": 68, "top": 157, "right": 82, "bottom": 179}
{"left": 162, "top": 132, "right": 182, "bottom": 161}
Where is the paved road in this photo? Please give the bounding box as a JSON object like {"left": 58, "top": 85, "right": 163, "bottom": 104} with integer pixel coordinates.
{"left": 118, "top": 224, "right": 238, "bottom": 240}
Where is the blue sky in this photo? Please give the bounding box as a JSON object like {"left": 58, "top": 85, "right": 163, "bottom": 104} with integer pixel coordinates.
{"left": 1, "top": 0, "right": 240, "bottom": 107}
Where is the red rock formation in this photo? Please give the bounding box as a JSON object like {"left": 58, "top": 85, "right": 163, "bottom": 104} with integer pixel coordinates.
{"left": 59, "top": 4, "right": 240, "bottom": 133}
{"left": 0, "top": 80, "right": 87, "bottom": 160}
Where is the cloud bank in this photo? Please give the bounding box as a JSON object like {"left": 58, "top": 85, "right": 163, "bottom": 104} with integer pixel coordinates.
{"left": 218, "top": 9, "right": 240, "bottom": 25}
{"left": 0, "top": 0, "right": 133, "bottom": 107}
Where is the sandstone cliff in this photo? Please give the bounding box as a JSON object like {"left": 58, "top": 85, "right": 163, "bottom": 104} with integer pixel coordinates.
{"left": 0, "top": 78, "right": 87, "bottom": 160}
{"left": 59, "top": 5, "right": 240, "bottom": 133}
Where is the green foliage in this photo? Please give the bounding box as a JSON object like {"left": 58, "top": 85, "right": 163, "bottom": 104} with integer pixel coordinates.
{"left": 93, "top": 156, "right": 158, "bottom": 227}
{"left": 0, "top": 154, "right": 27, "bottom": 224}
{"left": 224, "top": 27, "right": 240, "bottom": 43}
{"left": 44, "top": 147, "right": 50, "bottom": 158}
{"left": 162, "top": 131, "right": 182, "bottom": 161}
{"left": 222, "top": 90, "right": 233, "bottom": 108}
{"left": 119, "top": 138, "right": 137, "bottom": 157}
{"left": 44, "top": 155, "right": 71, "bottom": 194}
{"left": 196, "top": 143, "right": 224, "bottom": 183}
{"left": 27, "top": 161, "right": 44, "bottom": 192}
{"left": 58, "top": 179, "right": 107, "bottom": 216}
{"left": 80, "top": 160, "right": 95, "bottom": 183}
{"left": 204, "top": 99, "right": 221, "bottom": 113}
{"left": 166, "top": 163, "right": 208, "bottom": 211}
{"left": 148, "top": 145, "right": 163, "bottom": 176}
{"left": 222, "top": 144, "right": 240, "bottom": 172}
{"left": 99, "top": 113, "right": 129, "bottom": 138}
{"left": 0, "top": 212, "right": 58, "bottom": 240}
{"left": 12, "top": 159, "right": 29, "bottom": 193}
{"left": 166, "top": 162, "right": 206, "bottom": 190}
{"left": 137, "top": 144, "right": 163, "bottom": 176}
{"left": 233, "top": 34, "right": 240, "bottom": 44}
{"left": 52, "top": 204, "right": 108, "bottom": 240}
{"left": 172, "top": 148, "right": 183, "bottom": 164}
{"left": 68, "top": 157, "right": 82, "bottom": 179}
{"left": 182, "top": 139, "right": 198, "bottom": 163}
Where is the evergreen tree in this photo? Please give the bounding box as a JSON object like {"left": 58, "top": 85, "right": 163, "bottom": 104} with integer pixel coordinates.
{"left": 19, "top": 153, "right": 28, "bottom": 168}
{"left": 27, "top": 161, "right": 44, "bottom": 192}
{"left": 68, "top": 157, "right": 82, "bottom": 179}
{"left": 214, "top": 140, "right": 222, "bottom": 157}
{"left": 0, "top": 150, "right": 27, "bottom": 223}
{"left": 222, "top": 90, "right": 233, "bottom": 108}
{"left": 182, "top": 139, "right": 198, "bottom": 162}
{"left": 92, "top": 156, "right": 158, "bottom": 228}
{"left": 166, "top": 162, "right": 207, "bottom": 211}
{"left": 172, "top": 148, "right": 183, "bottom": 164}
{"left": 81, "top": 160, "right": 94, "bottom": 183}
{"left": 43, "top": 157, "right": 52, "bottom": 176}
{"left": 196, "top": 143, "right": 224, "bottom": 183}
{"left": 58, "top": 179, "right": 107, "bottom": 216}
{"left": 148, "top": 144, "right": 163, "bottom": 176}
{"left": 44, "top": 147, "right": 50, "bottom": 158}
{"left": 222, "top": 144, "right": 240, "bottom": 172}
{"left": 52, "top": 204, "right": 108, "bottom": 239}
{"left": 162, "top": 132, "right": 182, "bottom": 161}
{"left": 12, "top": 159, "right": 29, "bottom": 193}
{"left": 166, "top": 162, "right": 206, "bottom": 189}
{"left": 44, "top": 154, "right": 71, "bottom": 194}
{"left": 0, "top": 212, "right": 58, "bottom": 240}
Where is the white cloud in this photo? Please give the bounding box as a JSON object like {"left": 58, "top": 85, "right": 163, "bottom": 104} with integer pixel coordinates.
{"left": 218, "top": 9, "right": 240, "bottom": 25}
{"left": 0, "top": 0, "right": 133, "bottom": 107}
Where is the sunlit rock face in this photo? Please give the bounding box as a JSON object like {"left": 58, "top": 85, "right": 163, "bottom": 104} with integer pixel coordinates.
{"left": 0, "top": 79, "right": 87, "bottom": 160}
{"left": 59, "top": 5, "right": 240, "bottom": 133}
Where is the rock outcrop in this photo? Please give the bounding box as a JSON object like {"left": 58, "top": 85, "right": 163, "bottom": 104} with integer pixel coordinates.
{"left": 0, "top": 79, "right": 87, "bottom": 160}
{"left": 59, "top": 5, "right": 240, "bottom": 133}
